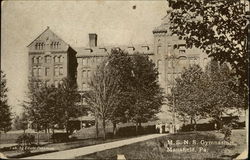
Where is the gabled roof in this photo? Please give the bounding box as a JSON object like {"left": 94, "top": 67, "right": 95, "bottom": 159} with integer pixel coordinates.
{"left": 27, "top": 26, "right": 70, "bottom": 48}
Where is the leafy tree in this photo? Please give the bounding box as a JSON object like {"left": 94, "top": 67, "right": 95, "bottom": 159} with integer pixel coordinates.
{"left": 104, "top": 49, "right": 135, "bottom": 135}
{"left": 167, "top": 0, "right": 249, "bottom": 98}
{"left": 0, "top": 70, "right": 12, "bottom": 133}
{"left": 57, "top": 78, "right": 81, "bottom": 134}
{"left": 128, "top": 53, "right": 164, "bottom": 134}
{"left": 24, "top": 78, "right": 81, "bottom": 135}
{"left": 167, "top": 62, "right": 244, "bottom": 129}
{"left": 166, "top": 65, "right": 207, "bottom": 129}
{"left": 13, "top": 112, "right": 29, "bottom": 133}
{"left": 202, "top": 61, "right": 244, "bottom": 128}
{"left": 85, "top": 54, "right": 124, "bottom": 140}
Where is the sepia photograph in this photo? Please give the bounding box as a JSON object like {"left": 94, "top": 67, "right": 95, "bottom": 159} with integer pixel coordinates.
{"left": 0, "top": 0, "right": 249, "bottom": 159}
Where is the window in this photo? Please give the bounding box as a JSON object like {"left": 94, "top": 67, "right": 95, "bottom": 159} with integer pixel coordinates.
{"left": 167, "top": 87, "right": 172, "bottom": 94}
{"left": 54, "top": 67, "right": 59, "bottom": 76}
{"left": 59, "top": 67, "right": 63, "bottom": 75}
{"left": 38, "top": 68, "right": 42, "bottom": 77}
{"left": 82, "top": 70, "right": 87, "bottom": 79}
{"left": 59, "top": 56, "right": 64, "bottom": 63}
{"left": 37, "top": 57, "right": 42, "bottom": 63}
{"left": 82, "top": 82, "right": 88, "bottom": 89}
{"left": 54, "top": 80, "right": 59, "bottom": 88}
{"left": 54, "top": 56, "right": 59, "bottom": 63}
{"left": 51, "top": 42, "right": 59, "bottom": 49}
{"left": 32, "top": 68, "right": 37, "bottom": 76}
{"left": 45, "top": 67, "right": 50, "bottom": 76}
{"left": 45, "top": 56, "right": 51, "bottom": 63}
{"left": 41, "top": 43, "right": 45, "bottom": 50}
{"left": 32, "top": 57, "right": 37, "bottom": 64}
{"left": 157, "top": 46, "right": 162, "bottom": 54}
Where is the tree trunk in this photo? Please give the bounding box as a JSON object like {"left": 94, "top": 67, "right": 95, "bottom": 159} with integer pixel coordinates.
{"left": 193, "top": 118, "right": 197, "bottom": 131}
{"left": 95, "top": 117, "right": 99, "bottom": 138}
{"left": 113, "top": 122, "right": 117, "bottom": 137}
{"left": 135, "top": 122, "right": 138, "bottom": 136}
{"left": 52, "top": 127, "right": 55, "bottom": 143}
{"left": 102, "top": 119, "right": 106, "bottom": 140}
{"left": 37, "top": 131, "right": 40, "bottom": 145}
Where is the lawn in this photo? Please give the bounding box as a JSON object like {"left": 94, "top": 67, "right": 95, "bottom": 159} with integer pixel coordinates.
{"left": 77, "top": 129, "right": 246, "bottom": 160}
{"left": 1, "top": 133, "right": 148, "bottom": 158}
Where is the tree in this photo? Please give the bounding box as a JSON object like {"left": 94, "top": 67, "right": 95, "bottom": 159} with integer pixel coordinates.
{"left": 13, "top": 112, "right": 29, "bottom": 133}
{"left": 104, "top": 49, "right": 135, "bottom": 136}
{"left": 85, "top": 52, "right": 124, "bottom": 140}
{"left": 166, "top": 65, "right": 207, "bottom": 129}
{"left": 167, "top": 62, "right": 244, "bottom": 129}
{"left": 167, "top": 0, "right": 249, "bottom": 98}
{"left": 202, "top": 61, "right": 244, "bottom": 128}
{"left": 0, "top": 70, "right": 12, "bottom": 133}
{"left": 57, "top": 78, "right": 81, "bottom": 134}
{"left": 128, "top": 53, "right": 164, "bottom": 134}
{"left": 24, "top": 78, "right": 81, "bottom": 135}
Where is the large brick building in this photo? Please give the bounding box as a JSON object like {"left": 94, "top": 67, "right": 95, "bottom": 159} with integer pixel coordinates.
{"left": 28, "top": 16, "right": 208, "bottom": 121}
{"left": 27, "top": 27, "right": 77, "bottom": 87}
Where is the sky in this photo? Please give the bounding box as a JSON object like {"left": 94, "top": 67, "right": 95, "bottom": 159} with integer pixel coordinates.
{"left": 1, "top": 0, "right": 168, "bottom": 115}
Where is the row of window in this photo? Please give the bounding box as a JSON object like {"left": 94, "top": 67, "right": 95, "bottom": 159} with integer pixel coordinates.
{"left": 157, "top": 58, "right": 206, "bottom": 70}
{"left": 32, "top": 80, "right": 63, "bottom": 88}
{"left": 35, "top": 42, "right": 60, "bottom": 50}
{"left": 32, "top": 55, "right": 64, "bottom": 64}
{"left": 156, "top": 44, "right": 186, "bottom": 55}
{"left": 82, "top": 57, "right": 103, "bottom": 66}
{"left": 32, "top": 66, "right": 63, "bottom": 77}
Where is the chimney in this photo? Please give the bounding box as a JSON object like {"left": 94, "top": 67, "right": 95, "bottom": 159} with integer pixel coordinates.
{"left": 89, "top": 33, "right": 97, "bottom": 47}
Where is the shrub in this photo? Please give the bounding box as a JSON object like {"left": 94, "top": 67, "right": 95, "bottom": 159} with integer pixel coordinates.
{"left": 220, "top": 124, "right": 232, "bottom": 142}
{"left": 16, "top": 133, "right": 35, "bottom": 153}
{"left": 51, "top": 133, "right": 69, "bottom": 143}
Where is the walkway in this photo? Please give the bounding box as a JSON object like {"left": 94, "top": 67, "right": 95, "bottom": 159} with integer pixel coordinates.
{"left": 23, "top": 134, "right": 167, "bottom": 159}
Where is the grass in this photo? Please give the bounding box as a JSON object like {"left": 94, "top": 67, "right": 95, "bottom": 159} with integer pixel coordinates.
{"left": 2, "top": 133, "right": 147, "bottom": 158}
{"left": 77, "top": 129, "right": 246, "bottom": 160}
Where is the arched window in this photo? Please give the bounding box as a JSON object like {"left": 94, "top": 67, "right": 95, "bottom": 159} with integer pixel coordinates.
{"left": 35, "top": 43, "right": 38, "bottom": 50}
{"left": 56, "top": 42, "right": 59, "bottom": 49}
